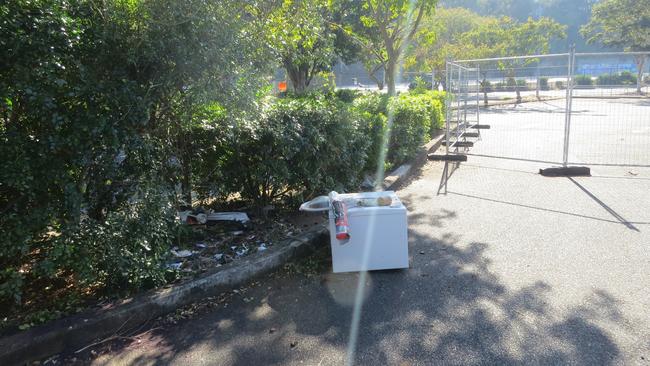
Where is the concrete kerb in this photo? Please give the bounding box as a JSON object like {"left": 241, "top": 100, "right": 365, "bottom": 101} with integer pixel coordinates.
{"left": 383, "top": 132, "right": 446, "bottom": 190}
{"left": 0, "top": 226, "right": 328, "bottom": 366}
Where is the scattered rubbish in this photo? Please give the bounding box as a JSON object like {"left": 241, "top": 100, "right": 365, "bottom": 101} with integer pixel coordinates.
{"left": 419, "top": 251, "right": 425, "bottom": 255}
{"left": 299, "top": 195, "right": 329, "bottom": 212}
{"left": 166, "top": 262, "right": 183, "bottom": 270}
{"left": 269, "top": 327, "right": 276, "bottom": 334}
{"left": 236, "top": 246, "right": 249, "bottom": 257}
{"left": 165, "top": 210, "right": 302, "bottom": 277}
{"left": 178, "top": 210, "right": 208, "bottom": 225}
{"left": 206, "top": 212, "right": 251, "bottom": 228}
{"left": 171, "top": 248, "right": 193, "bottom": 258}
{"left": 628, "top": 171, "right": 638, "bottom": 176}
{"left": 243, "top": 297, "right": 254, "bottom": 303}
{"left": 290, "top": 341, "right": 298, "bottom": 348}
{"left": 233, "top": 289, "right": 240, "bottom": 294}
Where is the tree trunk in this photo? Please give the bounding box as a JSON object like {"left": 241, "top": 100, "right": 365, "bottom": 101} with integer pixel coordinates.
{"left": 516, "top": 87, "right": 521, "bottom": 103}
{"left": 285, "top": 61, "right": 311, "bottom": 94}
{"left": 386, "top": 59, "right": 397, "bottom": 96}
{"left": 178, "top": 133, "right": 192, "bottom": 206}
{"left": 480, "top": 73, "right": 489, "bottom": 106}
{"left": 536, "top": 76, "right": 540, "bottom": 100}
{"left": 634, "top": 55, "right": 645, "bottom": 94}
{"left": 513, "top": 73, "right": 521, "bottom": 103}
{"left": 368, "top": 70, "right": 385, "bottom": 90}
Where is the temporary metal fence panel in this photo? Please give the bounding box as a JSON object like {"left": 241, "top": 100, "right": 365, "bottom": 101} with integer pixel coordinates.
{"left": 444, "top": 62, "right": 480, "bottom": 157}
{"left": 446, "top": 50, "right": 650, "bottom": 168}
{"left": 567, "top": 52, "right": 650, "bottom": 167}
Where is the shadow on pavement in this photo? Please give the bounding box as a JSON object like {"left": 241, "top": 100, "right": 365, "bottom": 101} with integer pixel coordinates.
{"left": 73, "top": 202, "right": 633, "bottom": 366}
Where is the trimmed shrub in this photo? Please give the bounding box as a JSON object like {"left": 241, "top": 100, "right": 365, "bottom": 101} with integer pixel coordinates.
{"left": 353, "top": 92, "right": 390, "bottom": 116}
{"left": 386, "top": 94, "right": 432, "bottom": 166}
{"left": 516, "top": 79, "right": 529, "bottom": 90}
{"left": 597, "top": 71, "right": 637, "bottom": 86}
{"left": 353, "top": 109, "right": 388, "bottom": 173}
{"left": 53, "top": 188, "right": 178, "bottom": 294}
{"left": 351, "top": 90, "right": 445, "bottom": 169}
{"left": 408, "top": 76, "right": 433, "bottom": 93}
{"left": 417, "top": 90, "right": 446, "bottom": 132}
{"left": 225, "top": 95, "right": 369, "bottom": 206}
{"left": 335, "top": 88, "right": 359, "bottom": 103}
{"left": 575, "top": 75, "right": 594, "bottom": 87}
{"left": 555, "top": 80, "right": 565, "bottom": 89}
{"left": 539, "top": 77, "right": 549, "bottom": 90}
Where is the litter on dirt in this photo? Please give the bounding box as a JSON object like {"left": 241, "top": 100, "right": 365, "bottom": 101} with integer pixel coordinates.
{"left": 207, "top": 212, "right": 250, "bottom": 225}
{"left": 166, "top": 262, "right": 183, "bottom": 270}
{"left": 171, "top": 248, "right": 193, "bottom": 258}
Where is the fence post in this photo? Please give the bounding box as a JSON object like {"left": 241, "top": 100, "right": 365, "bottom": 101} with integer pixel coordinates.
{"left": 562, "top": 45, "right": 576, "bottom": 166}
{"left": 476, "top": 64, "right": 480, "bottom": 128}
{"left": 445, "top": 62, "right": 451, "bottom": 156}
{"left": 456, "top": 65, "right": 462, "bottom": 149}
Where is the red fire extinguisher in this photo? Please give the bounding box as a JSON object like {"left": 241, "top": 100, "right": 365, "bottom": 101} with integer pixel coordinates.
{"left": 330, "top": 192, "right": 350, "bottom": 241}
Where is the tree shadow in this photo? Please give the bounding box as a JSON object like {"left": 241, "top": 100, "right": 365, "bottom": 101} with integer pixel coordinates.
{"left": 68, "top": 208, "right": 636, "bottom": 366}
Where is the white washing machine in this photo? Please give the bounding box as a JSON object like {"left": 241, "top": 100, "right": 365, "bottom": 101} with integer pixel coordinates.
{"left": 301, "top": 191, "right": 409, "bottom": 273}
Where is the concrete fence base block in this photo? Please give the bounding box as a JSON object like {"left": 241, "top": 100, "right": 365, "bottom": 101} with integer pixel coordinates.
{"left": 539, "top": 166, "right": 591, "bottom": 177}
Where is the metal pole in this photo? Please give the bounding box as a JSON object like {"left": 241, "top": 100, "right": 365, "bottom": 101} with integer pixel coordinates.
{"left": 476, "top": 64, "right": 480, "bottom": 136}
{"left": 562, "top": 45, "right": 576, "bottom": 166}
{"left": 445, "top": 62, "right": 450, "bottom": 156}
{"left": 456, "top": 65, "right": 462, "bottom": 153}
{"left": 431, "top": 69, "right": 435, "bottom": 90}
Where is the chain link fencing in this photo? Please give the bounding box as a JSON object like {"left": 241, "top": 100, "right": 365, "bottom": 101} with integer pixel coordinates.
{"left": 446, "top": 51, "right": 650, "bottom": 168}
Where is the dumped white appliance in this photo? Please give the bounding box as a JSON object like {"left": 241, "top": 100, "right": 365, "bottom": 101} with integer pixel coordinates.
{"left": 300, "top": 191, "right": 409, "bottom": 273}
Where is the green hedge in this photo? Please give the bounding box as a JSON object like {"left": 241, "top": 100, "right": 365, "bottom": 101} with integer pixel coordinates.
{"left": 597, "top": 71, "right": 637, "bottom": 86}
{"left": 351, "top": 91, "right": 446, "bottom": 168}
{"left": 387, "top": 94, "right": 432, "bottom": 165}
{"left": 224, "top": 95, "right": 369, "bottom": 207}
{"left": 575, "top": 75, "right": 594, "bottom": 86}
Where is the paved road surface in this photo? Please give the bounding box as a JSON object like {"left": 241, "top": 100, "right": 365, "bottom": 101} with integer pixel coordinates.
{"left": 63, "top": 97, "right": 650, "bottom": 366}
{"left": 64, "top": 158, "right": 650, "bottom": 366}
{"left": 463, "top": 98, "right": 650, "bottom": 166}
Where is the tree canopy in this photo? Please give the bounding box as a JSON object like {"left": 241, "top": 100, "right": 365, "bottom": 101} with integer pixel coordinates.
{"left": 581, "top": 0, "right": 650, "bottom": 92}
{"left": 354, "top": 0, "right": 439, "bottom": 95}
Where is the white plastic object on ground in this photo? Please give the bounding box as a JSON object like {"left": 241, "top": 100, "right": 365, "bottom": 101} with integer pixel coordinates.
{"left": 299, "top": 196, "right": 330, "bottom": 212}
{"left": 206, "top": 212, "right": 250, "bottom": 224}
{"left": 171, "top": 249, "right": 193, "bottom": 258}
